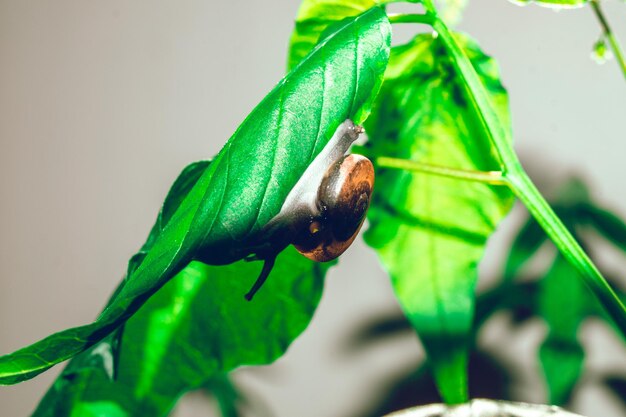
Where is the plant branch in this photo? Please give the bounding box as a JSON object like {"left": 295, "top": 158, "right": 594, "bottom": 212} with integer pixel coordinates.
{"left": 590, "top": 0, "right": 626, "bottom": 80}
{"left": 376, "top": 156, "right": 508, "bottom": 185}
{"left": 428, "top": 14, "right": 626, "bottom": 337}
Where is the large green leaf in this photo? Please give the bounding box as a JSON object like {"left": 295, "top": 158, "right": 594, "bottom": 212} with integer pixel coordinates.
{"left": 0, "top": 7, "right": 391, "bottom": 385}
{"left": 363, "top": 34, "right": 514, "bottom": 403}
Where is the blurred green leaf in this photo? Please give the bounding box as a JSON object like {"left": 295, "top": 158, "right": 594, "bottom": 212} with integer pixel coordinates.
{"left": 345, "top": 279, "right": 540, "bottom": 354}
{"left": 503, "top": 216, "right": 546, "bottom": 281}
{"left": 554, "top": 177, "right": 591, "bottom": 207}
{"left": 605, "top": 376, "right": 626, "bottom": 407}
{"left": 363, "top": 34, "right": 514, "bottom": 403}
{"left": 0, "top": 8, "right": 391, "bottom": 385}
{"left": 583, "top": 204, "right": 626, "bottom": 253}
{"left": 475, "top": 280, "right": 539, "bottom": 328}
{"left": 33, "top": 249, "right": 326, "bottom": 417}
{"left": 33, "top": 161, "right": 329, "bottom": 416}
{"left": 538, "top": 254, "right": 586, "bottom": 405}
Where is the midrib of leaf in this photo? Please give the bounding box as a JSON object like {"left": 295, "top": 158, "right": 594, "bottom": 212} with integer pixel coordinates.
{"left": 305, "top": 65, "right": 326, "bottom": 162}
{"left": 349, "top": 23, "right": 361, "bottom": 116}
{"left": 252, "top": 90, "right": 285, "bottom": 231}
{"left": 200, "top": 147, "right": 230, "bottom": 239}
{"left": 426, "top": 201, "right": 449, "bottom": 342}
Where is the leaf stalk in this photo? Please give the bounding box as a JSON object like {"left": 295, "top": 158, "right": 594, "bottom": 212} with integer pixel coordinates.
{"left": 387, "top": 13, "right": 433, "bottom": 25}
{"left": 376, "top": 156, "right": 508, "bottom": 185}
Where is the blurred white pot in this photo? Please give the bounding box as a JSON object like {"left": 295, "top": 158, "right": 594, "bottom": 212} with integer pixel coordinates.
{"left": 385, "top": 399, "right": 585, "bottom": 417}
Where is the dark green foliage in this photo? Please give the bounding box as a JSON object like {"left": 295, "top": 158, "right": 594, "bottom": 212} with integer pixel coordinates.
{"left": 342, "top": 177, "right": 626, "bottom": 414}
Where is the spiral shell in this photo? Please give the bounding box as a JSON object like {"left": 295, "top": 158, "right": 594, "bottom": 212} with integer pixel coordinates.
{"left": 293, "top": 154, "right": 374, "bottom": 262}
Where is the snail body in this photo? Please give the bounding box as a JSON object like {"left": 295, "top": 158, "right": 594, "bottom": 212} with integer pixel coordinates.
{"left": 262, "top": 119, "right": 373, "bottom": 256}
{"left": 200, "top": 119, "right": 375, "bottom": 300}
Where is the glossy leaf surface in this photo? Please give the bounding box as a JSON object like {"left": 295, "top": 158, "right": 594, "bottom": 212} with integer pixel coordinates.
{"left": 363, "top": 34, "right": 514, "bottom": 403}
{"left": 0, "top": 7, "right": 391, "bottom": 385}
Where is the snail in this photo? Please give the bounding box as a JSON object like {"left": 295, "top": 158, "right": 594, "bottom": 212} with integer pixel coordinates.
{"left": 244, "top": 120, "right": 374, "bottom": 300}
{"left": 291, "top": 153, "right": 374, "bottom": 262}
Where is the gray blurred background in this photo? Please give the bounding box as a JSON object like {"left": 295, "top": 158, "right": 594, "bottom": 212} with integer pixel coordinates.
{"left": 1, "top": 1, "right": 625, "bottom": 416}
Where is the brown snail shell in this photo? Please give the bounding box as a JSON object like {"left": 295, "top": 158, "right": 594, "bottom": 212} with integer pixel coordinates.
{"left": 293, "top": 154, "right": 374, "bottom": 262}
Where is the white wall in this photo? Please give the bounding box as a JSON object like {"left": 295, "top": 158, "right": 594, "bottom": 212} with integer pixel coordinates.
{"left": 1, "top": 1, "right": 625, "bottom": 416}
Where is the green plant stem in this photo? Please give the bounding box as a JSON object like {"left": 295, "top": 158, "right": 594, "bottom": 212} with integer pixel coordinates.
{"left": 387, "top": 13, "right": 433, "bottom": 25}
{"left": 376, "top": 156, "right": 508, "bottom": 185}
{"left": 431, "top": 16, "right": 626, "bottom": 337}
{"left": 429, "top": 18, "right": 515, "bottom": 169}
{"left": 590, "top": 0, "right": 626, "bottom": 80}
{"left": 390, "top": 11, "right": 626, "bottom": 337}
